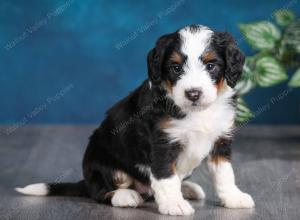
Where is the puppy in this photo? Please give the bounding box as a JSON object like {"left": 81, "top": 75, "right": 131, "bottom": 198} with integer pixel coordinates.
{"left": 16, "top": 24, "right": 254, "bottom": 216}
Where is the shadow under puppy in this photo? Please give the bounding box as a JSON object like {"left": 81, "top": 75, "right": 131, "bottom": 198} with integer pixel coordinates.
{"left": 16, "top": 24, "right": 255, "bottom": 216}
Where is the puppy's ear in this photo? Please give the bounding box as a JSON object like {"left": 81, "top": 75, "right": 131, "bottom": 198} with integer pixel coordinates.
{"left": 213, "top": 32, "right": 245, "bottom": 88}
{"left": 147, "top": 33, "right": 174, "bottom": 85}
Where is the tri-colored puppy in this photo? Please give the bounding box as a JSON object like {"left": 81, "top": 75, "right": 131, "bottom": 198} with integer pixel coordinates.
{"left": 16, "top": 24, "right": 255, "bottom": 216}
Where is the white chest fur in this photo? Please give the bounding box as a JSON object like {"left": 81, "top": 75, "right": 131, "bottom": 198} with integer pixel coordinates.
{"left": 163, "top": 89, "right": 236, "bottom": 179}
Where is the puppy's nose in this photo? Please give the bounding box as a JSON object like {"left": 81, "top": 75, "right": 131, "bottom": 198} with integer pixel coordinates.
{"left": 185, "top": 89, "right": 202, "bottom": 102}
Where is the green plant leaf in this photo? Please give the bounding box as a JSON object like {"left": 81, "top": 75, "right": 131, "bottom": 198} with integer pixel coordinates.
{"left": 288, "top": 68, "right": 300, "bottom": 87}
{"left": 274, "top": 9, "right": 295, "bottom": 26}
{"left": 283, "top": 20, "right": 300, "bottom": 53}
{"left": 255, "top": 56, "right": 288, "bottom": 87}
{"left": 236, "top": 98, "right": 254, "bottom": 123}
{"left": 235, "top": 77, "right": 255, "bottom": 95}
{"left": 235, "top": 58, "right": 256, "bottom": 95}
{"left": 239, "top": 21, "right": 281, "bottom": 50}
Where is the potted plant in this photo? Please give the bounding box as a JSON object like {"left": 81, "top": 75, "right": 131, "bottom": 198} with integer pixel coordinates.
{"left": 235, "top": 9, "right": 300, "bottom": 123}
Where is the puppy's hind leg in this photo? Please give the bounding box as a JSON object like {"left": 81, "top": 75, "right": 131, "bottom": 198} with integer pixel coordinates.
{"left": 109, "top": 170, "right": 143, "bottom": 208}
{"left": 181, "top": 181, "right": 206, "bottom": 200}
{"left": 85, "top": 166, "right": 143, "bottom": 207}
{"left": 110, "top": 188, "right": 144, "bottom": 208}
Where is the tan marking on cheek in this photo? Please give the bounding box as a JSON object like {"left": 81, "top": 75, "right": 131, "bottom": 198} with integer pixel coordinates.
{"left": 158, "top": 117, "right": 171, "bottom": 129}
{"left": 216, "top": 77, "right": 225, "bottom": 94}
{"left": 202, "top": 51, "right": 217, "bottom": 63}
{"left": 164, "top": 80, "right": 173, "bottom": 94}
{"left": 172, "top": 162, "right": 177, "bottom": 173}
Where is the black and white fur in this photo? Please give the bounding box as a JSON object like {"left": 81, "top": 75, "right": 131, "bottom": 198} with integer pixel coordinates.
{"left": 15, "top": 25, "right": 254, "bottom": 216}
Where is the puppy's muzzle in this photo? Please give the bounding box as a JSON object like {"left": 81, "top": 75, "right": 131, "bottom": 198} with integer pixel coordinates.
{"left": 185, "top": 89, "right": 202, "bottom": 102}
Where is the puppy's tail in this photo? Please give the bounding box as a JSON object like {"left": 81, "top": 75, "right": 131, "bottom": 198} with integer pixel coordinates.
{"left": 15, "top": 180, "right": 87, "bottom": 197}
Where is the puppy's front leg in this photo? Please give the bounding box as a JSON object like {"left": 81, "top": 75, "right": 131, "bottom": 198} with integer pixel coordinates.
{"left": 150, "top": 172, "right": 195, "bottom": 215}
{"left": 207, "top": 138, "right": 255, "bottom": 208}
{"left": 149, "top": 138, "right": 194, "bottom": 215}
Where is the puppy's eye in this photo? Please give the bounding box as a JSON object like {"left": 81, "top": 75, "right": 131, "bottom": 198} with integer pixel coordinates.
{"left": 206, "top": 63, "right": 216, "bottom": 71}
{"left": 171, "top": 65, "right": 182, "bottom": 74}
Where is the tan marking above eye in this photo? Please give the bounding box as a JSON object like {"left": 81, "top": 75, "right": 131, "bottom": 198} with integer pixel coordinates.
{"left": 170, "top": 51, "right": 183, "bottom": 64}
{"left": 202, "top": 51, "right": 217, "bottom": 63}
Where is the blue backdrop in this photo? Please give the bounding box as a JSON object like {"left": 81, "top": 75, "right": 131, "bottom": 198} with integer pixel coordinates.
{"left": 1, "top": 0, "right": 299, "bottom": 125}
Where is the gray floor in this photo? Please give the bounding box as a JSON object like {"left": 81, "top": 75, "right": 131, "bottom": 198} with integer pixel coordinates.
{"left": 0, "top": 125, "right": 299, "bottom": 220}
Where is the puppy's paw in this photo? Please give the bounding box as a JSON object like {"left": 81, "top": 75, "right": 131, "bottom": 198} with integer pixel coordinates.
{"left": 111, "top": 189, "right": 143, "bottom": 208}
{"left": 158, "top": 199, "right": 195, "bottom": 216}
{"left": 182, "top": 181, "right": 205, "bottom": 200}
{"left": 220, "top": 190, "right": 255, "bottom": 209}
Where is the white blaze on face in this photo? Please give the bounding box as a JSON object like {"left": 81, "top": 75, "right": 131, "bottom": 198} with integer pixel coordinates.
{"left": 172, "top": 26, "right": 217, "bottom": 110}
